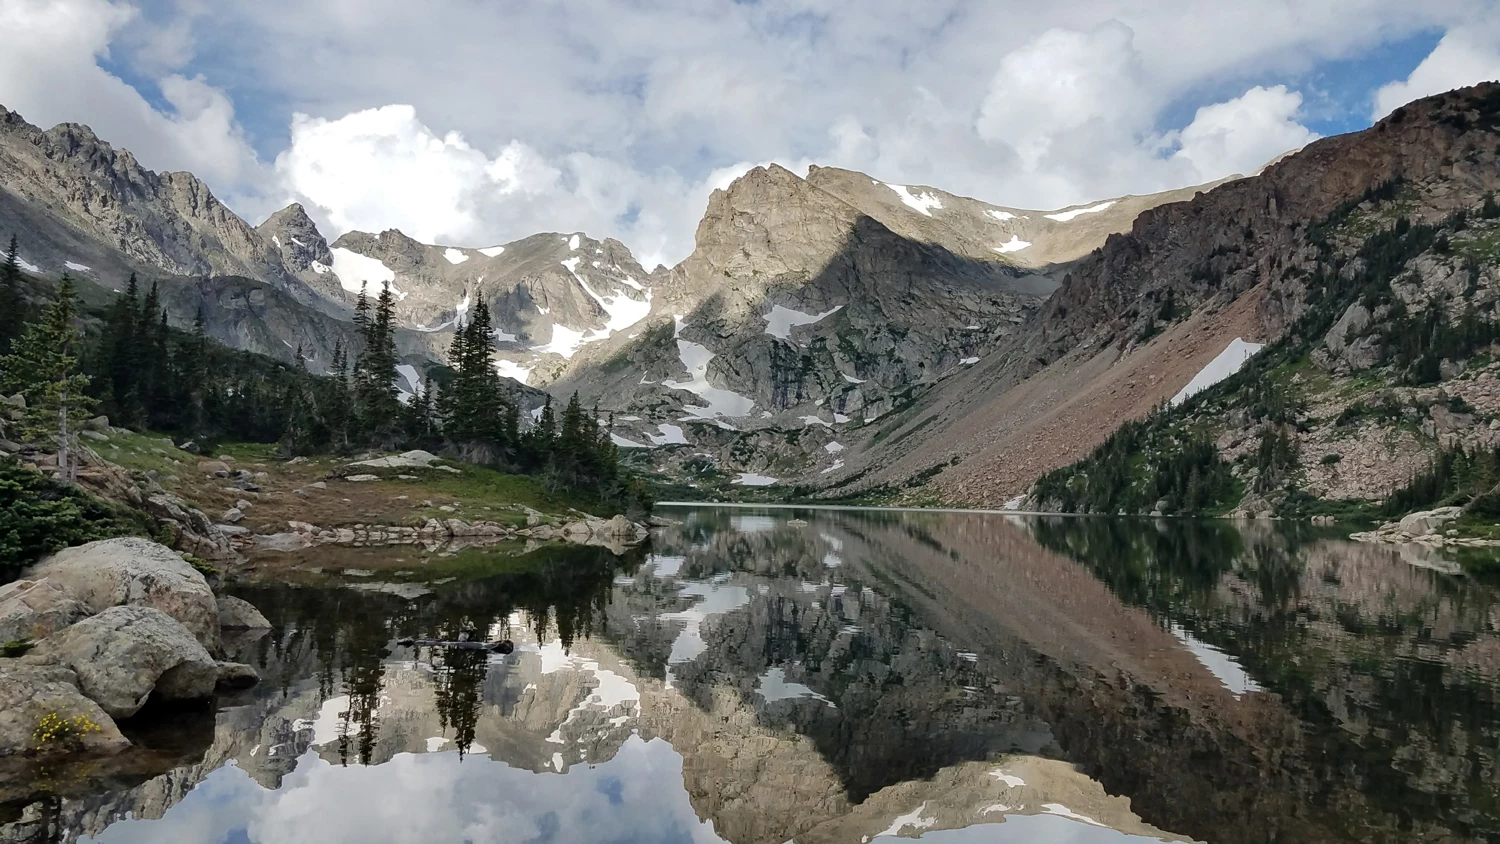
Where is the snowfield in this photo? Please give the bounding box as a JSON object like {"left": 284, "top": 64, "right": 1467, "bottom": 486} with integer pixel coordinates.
{"left": 1170, "top": 338, "right": 1264, "bottom": 406}
{"left": 992, "top": 235, "right": 1031, "bottom": 254}
{"left": 763, "top": 305, "right": 842, "bottom": 340}
{"left": 330, "top": 247, "right": 398, "bottom": 295}
{"left": 494, "top": 359, "right": 535, "bottom": 384}
{"left": 663, "top": 318, "right": 756, "bottom": 420}
{"left": 884, "top": 183, "right": 944, "bottom": 216}
{"left": 1044, "top": 200, "right": 1116, "bottom": 222}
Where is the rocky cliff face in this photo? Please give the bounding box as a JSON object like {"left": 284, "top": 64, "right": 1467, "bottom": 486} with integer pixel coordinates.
{"left": 0, "top": 107, "right": 320, "bottom": 308}
{"left": 828, "top": 82, "right": 1500, "bottom": 507}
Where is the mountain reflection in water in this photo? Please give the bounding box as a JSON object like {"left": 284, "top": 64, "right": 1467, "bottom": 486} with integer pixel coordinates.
{"left": 1, "top": 509, "right": 1497, "bottom": 844}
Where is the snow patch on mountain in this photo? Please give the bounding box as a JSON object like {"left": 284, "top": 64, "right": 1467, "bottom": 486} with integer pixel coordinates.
{"left": 825, "top": 442, "right": 845, "bottom": 453}
{"left": 764, "top": 305, "right": 842, "bottom": 340}
{"left": 611, "top": 433, "right": 649, "bottom": 449}
{"left": 14, "top": 255, "right": 40, "bottom": 273}
{"left": 479, "top": 246, "right": 505, "bottom": 257}
{"left": 568, "top": 234, "right": 580, "bottom": 250}
{"left": 985, "top": 209, "right": 1019, "bottom": 222}
{"left": 65, "top": 261, "right": 90, "bottom": 273}
{"left": 556, "top": 257, "right": 653, "bottom": 345}
{"left": 1045, "top": 200, "right": 1116, "bottom": 222}
{"left": 993, "top": 235, "right": 1031, "bottom": 254}
{"left": 330, "top": 247, "right": 397, "bottom": 295}
{"left": 732, "top": 473, "right": 777, "bottom": 486}
{"left": 663, "top": 335, "right": 756, "bottom": 421}
{"left": 443, "top": 248, "right": 469, "bottom": 265}
{"left": 395, "top": 364, "right": 422, "bottom": 395}
{"left": 533, "top": 324, "right": 589, "bottom": 359}
{"left": 495, "top": 359, "right": 534, "bottom": 384}
{"left": 648, "top": 424, "right": 689, "bottom": 446}
{"left": 884, "top": 184, "right": 943, "bottom": 216}
{"left": 1171, "top": 338, "right": 1264, "bottom": 406}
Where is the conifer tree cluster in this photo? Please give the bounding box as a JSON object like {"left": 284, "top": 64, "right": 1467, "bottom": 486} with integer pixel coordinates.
{"left": 0, "top": 240, "right": 649, "bottom": 515}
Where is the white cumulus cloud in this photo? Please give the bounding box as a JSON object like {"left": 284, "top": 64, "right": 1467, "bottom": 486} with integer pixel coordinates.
{"left": 0, "top": 0, "right": 264, "bottom": 193}
{"left": 1172, "top": 85, "right": 1319, "bottom": 177}
{"left": 1373, "top": 27, "right": 1500, "bottom": 119}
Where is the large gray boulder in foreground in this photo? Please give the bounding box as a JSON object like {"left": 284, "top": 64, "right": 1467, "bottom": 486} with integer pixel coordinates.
{"left": 30, "top": 537, "right": 222, "bottom": 652}
{"left": 0, "top": 660, "right": 129, "bottom": 757}
{"left": 0, "top": 578, "right": 89, "bottom": 644}
{"left": 31, "top": 606, "right": 221, "bottom": 720}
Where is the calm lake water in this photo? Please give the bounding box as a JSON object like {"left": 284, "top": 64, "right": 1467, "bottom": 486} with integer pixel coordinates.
{"left": 4, "top": 507, "right": 1500, "bottom": 843}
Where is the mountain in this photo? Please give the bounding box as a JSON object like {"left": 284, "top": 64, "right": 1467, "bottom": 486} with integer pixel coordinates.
{"left": 840, "top": 82, "right": 1500, "bottom": 510}
{"left": 0, "top": 107, "right": 322, "bottom": 306}
{"left": 0, "top": 98, "right": 1256, "bottom": 493}
{"left": 803, "top": 164, "right": 1234, "bottom": 269}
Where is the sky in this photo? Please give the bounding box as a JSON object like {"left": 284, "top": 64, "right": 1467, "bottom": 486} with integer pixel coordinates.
{"left": 1, "top": 0, "right": 1498, "bottom": 269}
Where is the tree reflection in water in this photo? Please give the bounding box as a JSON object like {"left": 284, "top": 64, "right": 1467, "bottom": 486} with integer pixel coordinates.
{"left": 231, "top": 543, "right": 645, "bottom": 761}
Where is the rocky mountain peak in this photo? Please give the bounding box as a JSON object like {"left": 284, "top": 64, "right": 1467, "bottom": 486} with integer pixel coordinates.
{"left": 258, "top": 203, "right": 334, "bottom": 273}
{"left": 688, "top": 163, "right": 866, "bottom": 281}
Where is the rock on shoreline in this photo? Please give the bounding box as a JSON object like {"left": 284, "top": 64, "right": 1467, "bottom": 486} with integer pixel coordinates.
{"left": 0, "top": 538, "right": 268, "bottom": 762}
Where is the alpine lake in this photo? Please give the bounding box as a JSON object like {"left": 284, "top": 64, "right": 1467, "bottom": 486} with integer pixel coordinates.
{"left": 3, "top": 506, "right": 1500, "bottom": 844}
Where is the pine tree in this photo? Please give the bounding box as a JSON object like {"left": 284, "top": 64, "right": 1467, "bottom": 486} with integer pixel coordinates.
{"left": 352, "top": 282, "right": 371, "bottom": 347}
{"left": 100, "top": 273, "right": 142, "bottom": 425}
{"left": 355, "top": 282, "right": 402, "bottom": 446}
{"left": 175, "top": 309, "right": 210, "bottom": 435}
{"left": 0, "top": 276, "right": 95, "bottom": 481}
{"left": 0, "top": 235, "right": 25, "bottom": 354}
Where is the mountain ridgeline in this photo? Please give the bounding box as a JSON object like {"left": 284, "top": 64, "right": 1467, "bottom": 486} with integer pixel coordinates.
{"left": 2, "top": 83, "right": 1500, "bottom": 511}
{"left": 1025, "top": 85, "right": 1500, "bottom": 517}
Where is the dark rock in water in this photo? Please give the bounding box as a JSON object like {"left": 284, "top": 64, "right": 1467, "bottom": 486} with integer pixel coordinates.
{"left": 214, "top": 661, "right": 259, "bottom": 690}
{"left": 217, "top": 596, "right": 270, "bottom": 631}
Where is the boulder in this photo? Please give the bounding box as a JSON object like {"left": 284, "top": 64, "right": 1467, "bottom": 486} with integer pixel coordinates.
{"left": 254, "top": 532, "right": 313, "bottom": 552}
{"left": 215, "top": 661, "right": 260, "bottom": 689}
{"left": 1396, "top": 506, "right": 1464, "bottom": 536}
{"left": 218, "top": 596, "right": 271, "bottom": 630}
{"left": 0, "top": 578, "right": 89, "bottom": 644}
{"left": 198, "top": 460, "right": 231, "bottom": 476}
{"left": 142, "top": 493, "right": 235, "bottom": 561}
{"left": 0, "top": 661, "right": 129, "bottom": 758}
{"left": 601, "top": 515, "right": 638, "bottom": 537}
{"left": 30, "top": 537, "right": 223, "bottom": 652}
{"left": 345, "top": 474, "right": 379, "bottom": 483}
{"left": 30, "top": 606, "right": 220, "bottom": 719}
{"left": 82, "top": 415, "right": 110, "bottom": 432}
{"left": 350, "top": 450, "right": 441, "bottom": 469}
{"left": 220, "top": 507, "right": 244, "bottom": 524}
